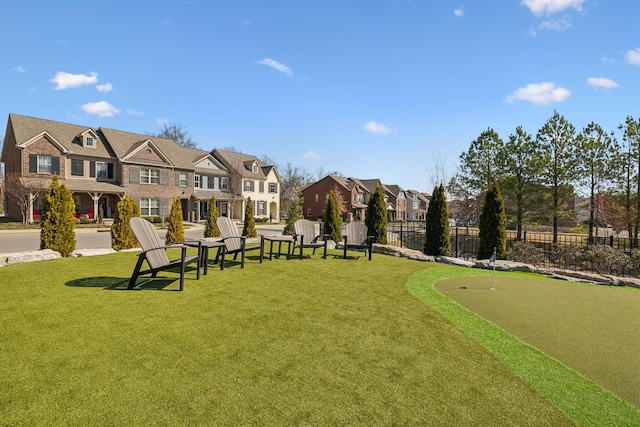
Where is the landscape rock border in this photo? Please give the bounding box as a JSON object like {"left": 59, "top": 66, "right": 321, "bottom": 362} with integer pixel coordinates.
{"left": 373, "top": 244, "right": 640, "bottom": 289}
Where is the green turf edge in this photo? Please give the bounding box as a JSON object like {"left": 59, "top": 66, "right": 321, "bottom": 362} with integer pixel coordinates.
{"left": 406, "top": 265, "right": 640, "bottom": 427}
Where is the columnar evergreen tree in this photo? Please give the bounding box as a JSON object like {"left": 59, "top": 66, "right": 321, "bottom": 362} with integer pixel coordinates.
{"left": 243, "top": 197, "right": 257, "bottom": 237}
{"left": 424, "top": 184, "right": 451, "bottom": 256}
{"left": 166, "top": 196, "right": 185, "bottom": 244}
{"left": 322, "top": 190, "right": 342, "bottom": 242}
{"left": 111, "top": 195, "right": 140, "bottom": 250}
{"left": 40, "top": 175, "right": 76, "bottom": 257}
{"left": 478, "top": 179, "right": 507, "bottom": 260}
{"left": 365, "top": 186, "right": 388, "bottom": 244}
{"left": 283, "top": 190, "right": 304, "bottom": 235}
{"left": 204, "top": 195, "right": 220, "bottom": 238}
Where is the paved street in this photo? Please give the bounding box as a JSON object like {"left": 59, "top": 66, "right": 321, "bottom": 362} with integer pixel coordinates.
{"left": 0, "top": 223, "right": 285, "bottom": 254}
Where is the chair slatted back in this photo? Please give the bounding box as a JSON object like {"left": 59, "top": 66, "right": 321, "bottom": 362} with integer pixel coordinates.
{"left": 294, "top": 219, "right": 316, "bottom": 245}
{"left": 217, "top": 216, "right": 243, "bottom": 252}
{"left": 346, "top": 221, "right": 368, "bottom": 245}
{"left": 130, "top": 217, "right": 170, "bottom": 269}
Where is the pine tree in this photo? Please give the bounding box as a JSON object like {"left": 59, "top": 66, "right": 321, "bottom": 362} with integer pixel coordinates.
{"left": 424, "top": 184, "right": 451, "bottom": 256}
{"left": 323, "top": 190, "right": 342, "bottom": 242}
{"left": 40, "top": 176, "right": 76, "bottom": 257}
{"left": 243, "top": 197, "right": 257, "bottom": 237}
{"left": 365, "top": 186, "right": 388, "bottom": 244}
{"left": 283, "top": 190, "right": 304, "bottom": 235}
{"left": 166, "top": 196, "right": 185, "bottom": 245}
{"left": 204, "top": 195, "right": 220, "bottom": 238}
{"left": 478, "top": 179, "right": 507, "bottom": 259}
{"left": 111, "top": 195, "right": 140, "bottom": 250}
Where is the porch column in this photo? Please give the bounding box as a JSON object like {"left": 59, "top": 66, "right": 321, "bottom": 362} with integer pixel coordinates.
{"left": 91, "top": 193, "right": 103, "bottom": 220}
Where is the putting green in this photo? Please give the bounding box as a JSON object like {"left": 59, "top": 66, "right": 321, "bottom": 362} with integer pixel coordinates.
{"left": 434, "top": 275, "right": 640, "bottom": 408}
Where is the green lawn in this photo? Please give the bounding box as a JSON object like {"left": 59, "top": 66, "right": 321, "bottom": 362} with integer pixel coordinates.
{"left": 0, "top": 250, "right": 636, "bottom": 425}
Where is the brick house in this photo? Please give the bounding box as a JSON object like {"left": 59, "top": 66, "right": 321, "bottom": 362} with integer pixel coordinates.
{"left": 1, "top": 113, "right": 280, "bottom": 223}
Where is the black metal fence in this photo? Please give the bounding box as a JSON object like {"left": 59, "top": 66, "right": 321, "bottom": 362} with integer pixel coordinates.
{"left": 386, "top": 221, "right": 640, "bottom": 277}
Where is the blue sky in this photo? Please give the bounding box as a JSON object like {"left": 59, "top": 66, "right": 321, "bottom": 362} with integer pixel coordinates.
{"left": 2, "top": 1, "right": 639, "bottom": 192}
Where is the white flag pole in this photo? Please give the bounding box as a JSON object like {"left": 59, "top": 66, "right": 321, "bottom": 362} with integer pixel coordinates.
{"left": 490, "top": 247, "right": 497, "bottom": 291}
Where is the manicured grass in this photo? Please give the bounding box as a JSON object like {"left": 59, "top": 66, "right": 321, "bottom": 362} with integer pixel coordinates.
{"left": 408, "top": 266, "right": 640, "bottom": 427}
{"left": 1, "top": 251, "right": 574, "bottom": 425}
{"left": 434, "top": 274, "right": 640, "bottom": 408}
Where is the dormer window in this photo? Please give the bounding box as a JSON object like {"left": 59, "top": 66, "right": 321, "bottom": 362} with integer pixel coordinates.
{"left": 252, "top": 163, "right": 258, "bottom": 173}
{"left": 86, "top": 136, "right": 94, "bottom": 147}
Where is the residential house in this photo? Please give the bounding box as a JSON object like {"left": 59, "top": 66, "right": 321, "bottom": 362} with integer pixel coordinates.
{"left": 212, "top": 149, "right": 280, "bottom": 221}
{"left": 301, "top": 175, "right": 363, "bottom": 221}
{"left": 384, "top": 184, "right": 407, "bottom": 222}
{"left": 406, "top": 189, "right": 429, "bottom": 221}
{"left": 1, "top": 113, "right": 280, "bottom": 224}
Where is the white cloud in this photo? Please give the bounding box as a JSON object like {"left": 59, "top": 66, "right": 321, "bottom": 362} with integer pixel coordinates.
{"left": 521, "top": 0, "right": 585, "bottom": 15}
{"left": 366, "top": 157, "right": 377, "bottom": 165}
{"left": 302, "top": 150, "right": 323, "bottom": 162}
{"left": 156, "top": 118, "right": 170, "bottom": 126}
{"left": 12, "top": 65, "right": 26, "bottom": 73}
{"left": 127, "top": 109, "right": 144, "bottom": 116}
{"left": 50, "top": 71, "right": 98, "bottom": 90}
{"left": 80, "top": 101, "right": 121, "bottom": 117}
{"left": 537, "top": 17, "right": 572, "bottom": 32}
{"left": 625, "top": 48, "right": 640, "bottom": 66}
{"left": 453, "top": 8, "right": 464, "bottom": 18}
{"left": 96, "top": 83, "right": 113, "bottom": 92}
{"left": 363, "top": 121, "right": 397, "bottom": 135}
{"left": 504, "top": 82, "right": 571, "bottom": 105}
{"left": 243, "top": 19, "right": 252, "bottom": 25}
{"left": 256, "top": 58, "right": 293, "bottom": 77}
{"left": 587, "top": 77, "right": 619, "bottom": 90}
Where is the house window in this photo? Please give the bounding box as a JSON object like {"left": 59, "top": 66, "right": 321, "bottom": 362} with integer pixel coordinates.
{"left": 141, "top": 169, "right": 159, "bottom": 184}
{"left": 86, "top": 136, "right": 94, "bottom": 147}
{"left": 315, "top": 194, "right": 319, "bottom": 202}
{"left": 71, "top": 159, "right": 84, "bottom": 176}
{"left": 89, "top": 161, "right": 113, "bottom": 180}
{"left": 195, "top": 175, "right": 200, "bottom": 188}
{"left": 179, "top": 172, "right": 188, "bottom": 187}
{"left": 38, "top": 155, "right": 52, "bottom": 173}
{"left": 269, "top": 183, "right": 277, "bottom": 193}
{"left": 221, "top": 177, "right": 228, "bottom": 191}
{"left": 257, "top": 201, "right": 266, "bottom": 216}
{"left": 140, "top": 199, "right": 160, "bottom": 216}
{"left": 244, "top": 180, "right": 254, "bottom": 192}
{"left": 252, "top": 163, "right": 258, "bottom": 173}
{"left": 220, "top": 203, "right": 228, "bottom": 217}
{"left": 29, "top": 154, "right": 60, "bottom": 175}
{"left": 96, "top": 162, "right": 108, "bottom": 179}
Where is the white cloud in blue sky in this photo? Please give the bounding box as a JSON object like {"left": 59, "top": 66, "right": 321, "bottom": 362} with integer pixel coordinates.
{"left": 587, "top": 77, "right": 619, "bottom": 90}
{"left": 50, "top": 72, "right": 98, "bottom": 90}
{"left": 127, "top": 109, "right": 144, "bottom": 116}
{"left": 521, "top": 0, "right": 586, "bottom": 15}
{"left": 80, "top": 101, "right": 120, "bottom": 117}
{"left": 453, "top": 8, "right": 464, "bottom": 18}
{"left": 302, "top": 151, "right": 323, "bottom": 162}
{"left": 364, "top": 121, "right": 397, "bottom": 135}
{"left": 504, "top": 82, "right": 571, "bottom": 105}
{"left": 625, "top": 48, "right": 640, "bottom": 65}
{"left": 96, "top": 83, "right": 113, "bottom": 93}
{"left": 12, "top": 66, "right": 26, "bottom": 73}
{"left": 256, "top": 58, "right": 293, "bottom": 77}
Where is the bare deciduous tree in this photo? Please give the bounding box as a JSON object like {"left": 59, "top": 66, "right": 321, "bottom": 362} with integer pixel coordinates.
{"left": 148, "top": 123, "right": 198, "bottom": 149}
{"left": 5, "top": 173, "right": 48, "bottom": 224}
